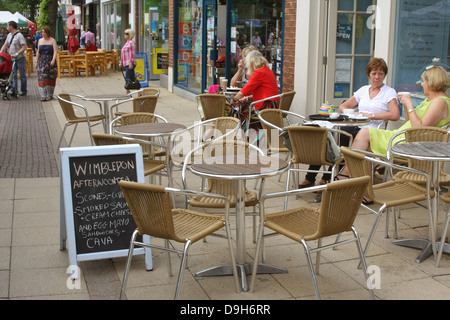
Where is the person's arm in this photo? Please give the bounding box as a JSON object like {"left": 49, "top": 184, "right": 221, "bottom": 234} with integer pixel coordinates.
{"left": 404, "top": 96, "right": 448, "bottom": 127}
{"left": 360, "top": 98, "right": 401, "bottom": 121}
{"left": 338, "top": 96, "right": 358, "bottom": 112}
{"left": 51, "top": 38, "right": 57, "bottom": 66}
{"left": 230, "top": 60, "right": 245, "bottom": 87}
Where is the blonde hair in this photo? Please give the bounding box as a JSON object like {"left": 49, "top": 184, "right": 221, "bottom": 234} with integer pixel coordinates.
{"left": 124, "top": 29, "right": 135, "bottom": 40}
{"left": 242, "top": 45, "right": 258, "bottom": 59}
{"left": 245, "top": 50, "right": 268, "bottom": 74}
{"left": 422, "top": 66, "right": 450, "bottom": 92}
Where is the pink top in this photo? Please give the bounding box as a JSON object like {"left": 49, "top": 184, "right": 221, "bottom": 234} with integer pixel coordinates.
{"left": 121, "top": 40, "right": 136, "bottom": 67}
{"left": 240, "top": 66, "right": 279, "bottom": 110}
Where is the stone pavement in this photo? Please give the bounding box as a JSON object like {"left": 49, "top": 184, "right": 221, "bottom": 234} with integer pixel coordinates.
{"left": 1, "top": 66, "right": 450, "bottom": 302}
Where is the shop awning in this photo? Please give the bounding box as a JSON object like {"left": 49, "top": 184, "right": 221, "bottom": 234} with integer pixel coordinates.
{"left": 14, "top": 12, "right": 36, "bottom": 35}
{"left": 0, "top": 11, "right": 29, "bottom": 28}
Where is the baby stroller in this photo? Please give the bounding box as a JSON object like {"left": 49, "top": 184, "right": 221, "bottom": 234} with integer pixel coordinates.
{"left": 0, "top": 52, "right": 18, "bottom": 100}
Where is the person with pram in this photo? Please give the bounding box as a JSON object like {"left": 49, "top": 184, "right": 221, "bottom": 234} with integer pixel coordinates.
{"left": 0, "top": 21, "right": 28, "bottom": 96}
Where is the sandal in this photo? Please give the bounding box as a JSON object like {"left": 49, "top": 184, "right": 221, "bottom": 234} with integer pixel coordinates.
{"left": 313, "top": 180, "right": 329, "bottom": 194}
{"left": 362, "top": 198, "right": 374, "bottom": 205}
{"left": 298, "top": 181, "right": 315, "bottom": 189}
{"left": 335, "top": 173, "right": 350, "bottom": 181}
{"left": 40, "top": 98, "right": 46, "bottom": 102}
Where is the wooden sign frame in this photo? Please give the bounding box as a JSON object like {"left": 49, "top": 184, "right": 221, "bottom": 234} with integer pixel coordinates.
{"left": 59, "top": 145, "right": 152, "bottom": 279}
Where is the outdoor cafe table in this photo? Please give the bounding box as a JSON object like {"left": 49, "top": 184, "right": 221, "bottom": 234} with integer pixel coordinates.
{"left": 190, "top": 154, "right": 289, "bottom": 292}
{"left": 82, "top": 94, "right": 131, "bottom": 133}
{"left": 390, "top": 141, "right": 450, "bottom": 264}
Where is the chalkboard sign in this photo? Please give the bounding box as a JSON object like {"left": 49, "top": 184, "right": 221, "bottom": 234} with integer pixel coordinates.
{"left": 60, "top": 145, "right": 152, "bottom": 279}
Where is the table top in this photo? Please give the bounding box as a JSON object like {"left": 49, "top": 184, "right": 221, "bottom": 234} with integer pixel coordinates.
{"left": 190, "top": 155, "right": 289, "bottom": 180}
{"left": 307, "top": 115, "right": 370, "bottom": 127}
{"left": 391, "top": 141, "right": 450, "bottom": 161}
{"left": 83, "top": 94, "right": 131, "bottom": 101}
{"left": 115, "top": 122, "right": 186, "bottom": 136}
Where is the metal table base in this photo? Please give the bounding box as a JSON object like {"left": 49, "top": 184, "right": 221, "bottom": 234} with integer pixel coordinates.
{"left": 195, "top": 263, "right": 287, "bottom": 292}
{"left": 393, "top": 238, "right": 450, "bottom": 264}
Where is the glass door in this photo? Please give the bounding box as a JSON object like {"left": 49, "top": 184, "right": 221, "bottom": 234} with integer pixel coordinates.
{"left": 203, "top": 0, "right": 218, "bottom": 90}
{"left": 324, "top": 0, "right": 376, "bottom": 106}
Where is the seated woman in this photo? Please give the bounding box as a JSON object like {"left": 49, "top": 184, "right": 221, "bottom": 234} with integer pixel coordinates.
{"left": 85, "top": 40, "right": 97, "bottom": 52}
{"left": 341, "top": 65, "right": 450, "bottom": 202}
{"left": 232, "top": 50, "right": 279, "bottom": 133}
{"left": 230, "top": 45, "right": 258, "bottom": 88}
{"left": 299, "top": 57, "right": 400, "bottom": 190}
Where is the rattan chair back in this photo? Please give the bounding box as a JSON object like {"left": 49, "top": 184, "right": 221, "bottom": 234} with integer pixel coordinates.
{"left": 279, "top": 91, "right": 296, "bottom": 114}
{"left": 258, "top": 109, "right": 288, "bottom": 153}
{"left": 119, "top": 112, "right": 157, "bottom": 125}
{"left": 119, "top": 181, "right": 180, "bottom": 241}
{"left": 198, "top": 94, "right": 227, "bottom": 120}
{"left": 141, "top": 88, "right": 160, "bottom": 96}
{"left": 132, "top": 95, "right": 158, "bottom": 113}
{"left": 288, "top": 125, "right": 332, "bottom": 166}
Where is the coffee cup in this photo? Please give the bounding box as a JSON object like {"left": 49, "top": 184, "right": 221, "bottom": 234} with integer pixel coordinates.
{"left": 343, "top": 109, "right": 355, "bottom": 115}
{"left": 329, "top": 112, "right": 340, "bottom": 119}
{"left": 220, "top": 78, "right": 228, "bottom": 90}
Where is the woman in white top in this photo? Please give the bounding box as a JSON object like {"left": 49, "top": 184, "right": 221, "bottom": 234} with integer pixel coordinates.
{"left": 299, "top": 58, "right": 400, "bottom": 199}
{"left": 339, "top": 57, "right": 400, "bottom": 129}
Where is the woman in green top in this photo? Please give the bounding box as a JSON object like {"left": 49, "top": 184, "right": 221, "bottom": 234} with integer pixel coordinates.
{"left": 346, "top": 65, "right": 450, "bottom": 158}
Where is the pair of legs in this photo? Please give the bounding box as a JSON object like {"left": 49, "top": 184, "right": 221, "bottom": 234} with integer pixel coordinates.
{"left": 300, "top": 126, "right": 361, "bottom": 187}
{"left": 125, "top": 64, "right": 136, "bottom": 95}
{"left": 13, "top": 56, "right": 27, "bottom": 95}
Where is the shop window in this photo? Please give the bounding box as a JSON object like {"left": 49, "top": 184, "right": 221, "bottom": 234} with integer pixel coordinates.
{"left": 392, "top": 0, "right": 450, "bottom": 110}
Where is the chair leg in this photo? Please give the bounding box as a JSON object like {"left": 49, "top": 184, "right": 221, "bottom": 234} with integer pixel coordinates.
{"left": 301, "top": 239, "right": 321, "bottom": 300}
{"left": 352, "top": 227, "right": 375, "bottom": 300}
{"left": 165, "top": 239, "right": 173, "bottom": 277}
{"left": 359, "top": 209, "right": 384, "bottom": 269}
{"left": 57, "top": 123, "right": 69, "bottom": 151}
{"left": 249, "top": 212, "right": 265, "bottom": 293}
{"left": 174, "top": 239, "right": 191, "bottom": 300}
{"left": 436, "top": 209, "right": 450, "bottom": 267}
{"left": 120, "top": 229, "right": 139, "bottom": 300}
{"left": 314, "top": 238, "right": 322, "bottom": 275}
{"left": 68, "top": 123, "right": 78, "bottom": 147}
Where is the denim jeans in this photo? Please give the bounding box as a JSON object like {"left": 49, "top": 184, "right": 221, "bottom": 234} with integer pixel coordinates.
{"left": 125, "top": 64, "right": 136, "bottom": 82}
{"left": 13, "top": 56, "right": 27, "bottom": 94}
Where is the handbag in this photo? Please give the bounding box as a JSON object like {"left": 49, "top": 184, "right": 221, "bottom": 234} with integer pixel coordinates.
{"left": 121, "top": 69, "right": 141, "bottom": 90}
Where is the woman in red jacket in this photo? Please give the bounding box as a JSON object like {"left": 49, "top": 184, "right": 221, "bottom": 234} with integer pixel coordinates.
{"left": 232, "top": 50, "right": 279, "bottom": 132}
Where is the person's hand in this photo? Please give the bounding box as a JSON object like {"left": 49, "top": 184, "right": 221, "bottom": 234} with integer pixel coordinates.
{"left": 50, "top": 60, "right": 55, "bottom": 66}
{"left": 237, "top": 59, "right": 245, "bottom": 70}
{"left": 398, "top": 93, "right": 413, "bottom": 109}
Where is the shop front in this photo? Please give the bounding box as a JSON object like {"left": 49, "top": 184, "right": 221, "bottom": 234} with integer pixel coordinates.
{"left": 174, "top": 0, "right": 284, "bottom": 94}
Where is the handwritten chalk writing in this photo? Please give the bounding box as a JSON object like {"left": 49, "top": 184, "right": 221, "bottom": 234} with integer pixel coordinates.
{"left": 68, "top": 153, "right": 139, "bottom": 255}
{"left": 72, "top": 160, "right": 135, "bottom": 176}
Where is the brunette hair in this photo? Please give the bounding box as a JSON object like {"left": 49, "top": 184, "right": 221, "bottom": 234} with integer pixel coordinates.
{"left": 41, "top": 26, "right": 51, "bottom": 36}
{"left": 366, "top": 58, "right": 388, "bottom": 77}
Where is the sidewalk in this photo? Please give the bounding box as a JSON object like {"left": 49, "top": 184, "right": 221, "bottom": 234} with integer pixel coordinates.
{"left": 1, "top": 68, "right": 450, "bottom": 300}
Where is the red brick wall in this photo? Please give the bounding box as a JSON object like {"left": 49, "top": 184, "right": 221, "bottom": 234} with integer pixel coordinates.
{"left": 282, "top": 0, "right": 296, "bottom": 92}
{"left": 169, "top": 1, "right": 174, "bottom": 69}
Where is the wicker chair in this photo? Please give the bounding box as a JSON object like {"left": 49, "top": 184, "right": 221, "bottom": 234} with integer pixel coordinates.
{"left": 436, "top": 192, "right": 450, "bottom": 267}
{"left": 278, "top": 91, "right": 296, "bottom": 124}
{"left": 257, "top": 108, "right": 305, "bottom": 155}
{"left": 56, "top": 93, "right": 106, "bottom": 150}
{"left": 249, "top": 176, "right": 375, "bottom": 300}
{"left": 197, "top": 93, "right": 227, "bottom": 120}
{"left": 283, "top": 125, "right": 352, "bottom": 209}
{"left": 92, "top": 133, "right": 166, "bottom": 177}
{"left": 341, "top": 146, "right": 435, "bottom": 263}
{"left": 387, "top": 126, "right": 450, "bottom": 186}
{"left": 118, "top": 181, "right": 239, "bottom": 300}
{"left": 110, "top": 95, "right": 159, "bottom": 118}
